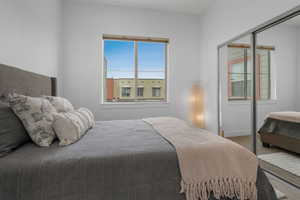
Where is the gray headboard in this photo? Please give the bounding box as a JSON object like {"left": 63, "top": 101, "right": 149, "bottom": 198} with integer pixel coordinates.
{"left": 0, "top": 64, "right": 57, "bottom": 100}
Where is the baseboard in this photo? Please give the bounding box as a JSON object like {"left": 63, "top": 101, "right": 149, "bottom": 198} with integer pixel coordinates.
{"left": 224, "top": 129, "right": 251, "bottom": 137}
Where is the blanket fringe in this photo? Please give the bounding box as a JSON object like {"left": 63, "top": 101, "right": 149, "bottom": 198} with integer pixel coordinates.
{"left": 180, "top": 178, "right": 257, "bottom": 200}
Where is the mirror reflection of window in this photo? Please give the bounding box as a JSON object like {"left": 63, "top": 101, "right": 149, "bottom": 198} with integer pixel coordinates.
{"left": 257, "top": 49, "right": 271, "bottom": 100}
{"left": 228, "top": 47, "right": 248, "bottom": 100}
{"left": 227, "top": 44, "right": 273, "bottom": 101}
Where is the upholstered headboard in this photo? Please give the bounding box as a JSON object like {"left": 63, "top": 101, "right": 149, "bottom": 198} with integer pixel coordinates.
{"left": 0, "top": 64, "right": 57, "bottom": 100}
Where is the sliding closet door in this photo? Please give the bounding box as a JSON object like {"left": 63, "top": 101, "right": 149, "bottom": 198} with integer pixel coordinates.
{"left": 218, "top": 34, "right": 254, "bottom": 151}
{"left": 255, "top": 15, "right": 300, "bottom": 186}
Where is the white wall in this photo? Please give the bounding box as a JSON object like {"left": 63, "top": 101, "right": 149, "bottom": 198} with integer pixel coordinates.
{"left": 61, "top": 0, "right": 202, "bottom": 121}
{"left": 220, "top": 25, "right": 298, "bottom": 137}
{"left": 0, "top": 0, "right": 61, "bottom": 77}
{"left": 3, "top": 0, "right": 299, "bottom": 127}
{"left": 199, "top": 0, "right": 300, "bottom": 134}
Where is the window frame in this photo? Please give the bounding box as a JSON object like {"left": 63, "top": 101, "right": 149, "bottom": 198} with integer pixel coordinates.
{"left": 227, "top": 54, "right": 249, "bottom": 100}
{"left": 102, "top": 35, "right": 169, "bottom": 104}
{"left": 227, "top": 46, "right": 272, "bottom": 101}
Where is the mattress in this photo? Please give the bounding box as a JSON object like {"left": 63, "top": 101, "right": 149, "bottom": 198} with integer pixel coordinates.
{"left": 0, "top": 120, "right": 277, "bottom": 200}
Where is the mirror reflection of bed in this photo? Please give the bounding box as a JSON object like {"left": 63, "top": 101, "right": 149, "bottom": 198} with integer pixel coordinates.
{"left": 219, "top": 14, "right": 300, "bottom": 190}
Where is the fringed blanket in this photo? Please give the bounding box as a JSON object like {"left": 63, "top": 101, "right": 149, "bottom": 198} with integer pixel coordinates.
{"left": 143, "top": 117, "right": 258, "bottom": 200}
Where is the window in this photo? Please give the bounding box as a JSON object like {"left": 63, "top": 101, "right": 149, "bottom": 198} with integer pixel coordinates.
{"left": 152, "top": 87, "right": 161, "bottom": 97}
{"left": 122, "top": 87, "right": 131, "bottom": 97}
{"left": 227, "top": 44, "right": 273, "bottom": 100}
{"left": 103, "top": 35, "right": 168, "bottom": 103}
{"left": 137, "top": 87, "right": 144, "bottom": 97}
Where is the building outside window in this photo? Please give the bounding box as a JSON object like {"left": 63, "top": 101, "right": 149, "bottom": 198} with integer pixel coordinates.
{"left": 227, "top": 44, "right": 273, "bottom": 100}
{"left": 152, "top": 87, "right": 161, "bottom": 97}
{"left": 103, "top": 35, "right": 168, "bottom": 103}
{"left": 137, "top": 87, "right": 144, "bottom": 97}
{"left": 121, "top": 87, "right": 131, "bottom": 97}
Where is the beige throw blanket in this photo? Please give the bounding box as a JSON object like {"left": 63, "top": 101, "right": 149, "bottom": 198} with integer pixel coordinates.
{"left": 267, "top": 111, "right": 300, "bottom": 123}
{"left": 143, "top": 117, "right": 258, "bottom": 200}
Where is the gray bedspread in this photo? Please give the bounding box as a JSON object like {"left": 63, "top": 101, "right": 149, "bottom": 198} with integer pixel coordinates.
{"left": 0, "top": 120, "right": 277, "bottom": 200}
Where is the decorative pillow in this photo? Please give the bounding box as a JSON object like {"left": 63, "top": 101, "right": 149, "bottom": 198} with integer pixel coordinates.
{"left": 53, "top": 108, "right": 95, "bottom": 146}
{"left": 78, "top": 107, "right": 95, "bottom": 127}
{"left": 9, "top": 94, "right": 57, "bottom": 147}
{"left": 0, "top": 102, "right": 30, "bottom": 157}
{"left": 42, "top": 96, "right": 74, "bottom": 112}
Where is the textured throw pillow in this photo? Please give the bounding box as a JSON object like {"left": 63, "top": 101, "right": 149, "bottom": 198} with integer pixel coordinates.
{"left": 9, "top": 94, "right": 57, "bottom": 147}
{"left": 53, "top": 108, "right": 95, "bottom": 146}
{"left": 43, "top": 96, "right": 74, "bottom": 113}
{"left": 78, "top": 107, "right": 95, "bottom": 127}
{"left": 0, "top": 102, "right": 30, "bottom": 157}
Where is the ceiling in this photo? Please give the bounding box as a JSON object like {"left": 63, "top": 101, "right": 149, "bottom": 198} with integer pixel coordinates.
{"left": 70, "top": 0, "right": 213, "bottom": 15}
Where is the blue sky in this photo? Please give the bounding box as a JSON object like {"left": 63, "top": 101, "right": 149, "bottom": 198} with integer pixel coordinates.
{"left": 104, "top": 40, "right": 165, "bottom": 79}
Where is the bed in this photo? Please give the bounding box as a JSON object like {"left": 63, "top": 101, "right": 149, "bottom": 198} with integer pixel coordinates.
{"left": 258, "top": 112, "right": 300, "bottom": 154}
{"left": 0, "top": 64, "right": 277, "bottom": 200}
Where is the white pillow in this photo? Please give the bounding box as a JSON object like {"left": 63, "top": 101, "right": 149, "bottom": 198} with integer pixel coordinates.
{"left": 9, "top": 93, "right": 57, "bottom": 147}
{"left": 78, "top": 107, "right": 95, "bottom": 127}
{"left": 43, "top": 96, "right": 74, "bottom": 113}
{"left": 52, "top": 108, "right": 95, "bottom": 146}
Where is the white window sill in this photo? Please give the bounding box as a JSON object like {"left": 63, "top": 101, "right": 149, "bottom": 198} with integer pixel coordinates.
{"left": 257, "top": 100, "right": 278, "bottom": 105}
{"left": 226, "top": 99, "right": 278, "bottom": 105}
{"left": 101, "top": 101, "right": 170, "bottom": 109}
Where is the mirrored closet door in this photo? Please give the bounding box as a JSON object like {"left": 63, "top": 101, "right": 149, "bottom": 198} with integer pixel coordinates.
{"left": 218, "top": 9, "right": 300, "bottom": 188}
{"left": 218, "top": 34, "right": 254, "bottom": 151}
{"left": 256, "top": 14, "right": 300, "bottom": 188}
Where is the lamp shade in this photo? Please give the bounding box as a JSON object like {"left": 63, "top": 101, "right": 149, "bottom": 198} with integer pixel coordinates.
{"left": 189, "top": 84, "right": 204, "bottom": 128}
